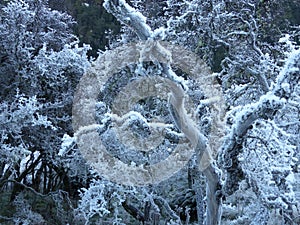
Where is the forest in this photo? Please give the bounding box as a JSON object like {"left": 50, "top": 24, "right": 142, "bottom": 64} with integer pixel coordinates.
{"left": 0, "top": 0, "right": 299, "bottom": 224}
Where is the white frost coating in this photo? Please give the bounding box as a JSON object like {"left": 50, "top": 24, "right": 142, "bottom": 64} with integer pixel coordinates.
{"left": 109, "top": 111, "right": 147, "bottom": 124}
{"left": 167, "top": 66, "right": 188, "bottom": 90}
{"left": 123, "top": 1, "right": 146, "bottom": 23}
{"left": 274, "top": 48, "right": 300, "bottom": 88}
{"left": 103, "top": 0, "right": 152, "bottom": 40}
{"left": 281, "top": 82, "right": 290, "bottom": 94}
{"left": 109, "top": 110, "right": 173, "bottom": 153}
{"left": 222, "top": 46, "right": 299, "bottom": 218}
{"left": 198, "top": 96, "right": 222, "bottom": 106}
{"left": 110, "top": 111, "right": 174, "bottom": 129}
{"left": 278, "top": 34, "right": 296, "bottom": 54}
{"left": 20, "top": 151, "right": 40, "bottom": 174}
{"left": 58, "top": 134, "right": 75, "bottom": 156}
{"left": 152, "top": 27, "right": 167, "bottom": 40}
{"left": 223, "top": 91, "right": 287, "bottom": 156}
{"left": 234, "top": 93, "right": 284, "bottom": 123}
{"left": 286, "top": 173, "right": 295, "bottom": 183}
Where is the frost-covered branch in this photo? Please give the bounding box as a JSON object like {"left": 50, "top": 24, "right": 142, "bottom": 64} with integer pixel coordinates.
{"left": 103, "top": 0, "right": 152, "bottom": 40}
{"left": 221, "top": 47, "right": 300, "bottom": 195}
{"left": 103, "top": 0, "right": 209, "bottom": 161}
{"left": 103, "top": 1, "right": 223, "bottom": 224}
{"left": 154, "top": 195, "right": 182, "bottom": 223}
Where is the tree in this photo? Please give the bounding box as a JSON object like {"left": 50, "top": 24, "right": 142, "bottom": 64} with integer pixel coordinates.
{"left": 0, "top": 0, "right": 90, "bottom": 223}
{"left": 1, "top": 0, "right": 299, "bottom": 224}
{"left": 74, "top": 0, "right": 299, "bottom": 225}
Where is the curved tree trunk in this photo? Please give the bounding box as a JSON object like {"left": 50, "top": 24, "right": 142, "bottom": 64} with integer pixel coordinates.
{"left": 104, "top": 1, "right": 223, "bottom": 224}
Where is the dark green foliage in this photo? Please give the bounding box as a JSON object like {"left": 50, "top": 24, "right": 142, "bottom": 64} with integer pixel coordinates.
{"left": 49, "top": 0, "right": 121, "bottom": 57}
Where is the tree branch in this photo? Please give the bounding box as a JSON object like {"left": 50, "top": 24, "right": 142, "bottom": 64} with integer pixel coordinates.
{"left": 220, "top": 48, "right": 300, "bottom": 195}
{"left": 122, "top": 200, "right": 145, "bottom": 221}
{"left": 103, "top": 0, "right": 152, "bottom": 40}
{"left": 103, "top": 1, "right": 223, "bottom": 224}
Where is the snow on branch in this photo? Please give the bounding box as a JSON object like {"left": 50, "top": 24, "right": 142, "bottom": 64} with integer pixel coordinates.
{"left": 220, "top": 47, "right": 300, "bottom": 195}
{"left": 102, "top": 1, "right": 206, "bottom": 155}
{"left": 103, "top": 0, "right": 152, "bottom": 40}
{"left": 102, "top": 1, "right": 224, "bottom": 224}
{"left": 274, "top": 48, "right": 300, "bottom": 98}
